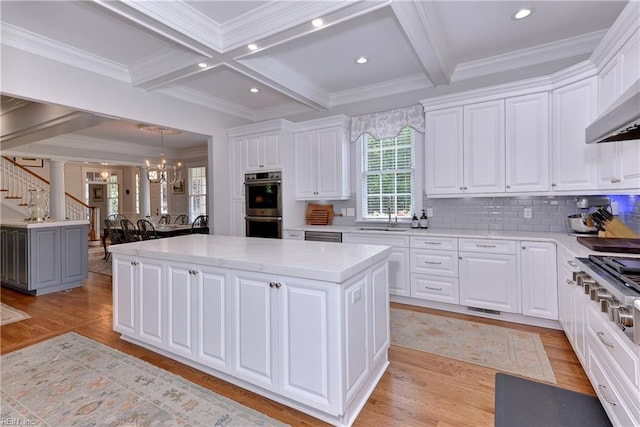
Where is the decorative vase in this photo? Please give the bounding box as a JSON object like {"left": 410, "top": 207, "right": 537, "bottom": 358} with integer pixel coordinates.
{"left": 26, "top": 188, "right": 48, "bottom": 222}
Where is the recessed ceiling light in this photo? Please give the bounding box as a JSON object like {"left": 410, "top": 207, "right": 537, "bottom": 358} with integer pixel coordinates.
{"left": 311, "top": 18, "right": 324, "bottom": 28}
{"left": 356, "top": 57, "right": 368, "bottom": 64}
{"left": 247, "top": 44, "right": 258, "bottom": 51}
{"left": 250, "top": 88, "right": 259, "bottom": 93}
{"left": 513, "top": 8, "right": 533, "bottom": 20}
{"left": 198, "top": 62, "right": 207, "bottom": 68}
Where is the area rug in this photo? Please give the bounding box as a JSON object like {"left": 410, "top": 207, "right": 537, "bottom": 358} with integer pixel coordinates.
{"left": 495, "top": 373, "right": 611, "bottom": 427}
{"left": 1, "top": 332, "right": 288, "bottom": 426}
{"left": 0, "top": 302, "right": 31, "bottom": 326}
{"left": 88, "top": 250, "right": 112, "bottom": 276}
{"left": 390, "top": 308, "right": 556, "bottom": 383}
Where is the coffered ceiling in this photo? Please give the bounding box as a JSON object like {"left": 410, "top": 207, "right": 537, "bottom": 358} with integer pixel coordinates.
{"left": 0, "top": 0, "right": 629, "bottom": 156}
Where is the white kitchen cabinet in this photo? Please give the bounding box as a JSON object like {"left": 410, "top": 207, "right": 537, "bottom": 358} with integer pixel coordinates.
{"left": 551, "top": 77, "right": 599, "bottom": 191}
{"left": 230, "top": 270, "right": 340, "bottom": 414}
{"left": 230, "top": 199, "right": 245, "bottom": 237}
{"left": 598, "top": 139, "right": 640, "bottom": 190}
{"left": 230, "top": 138, "right": 245, "bottom": 199}
{"left": 282, "top": 229, "right": 304, "bottom": 240}
{"left": 463, "top": 100, "right": 506, "bottom": 194}
{"left": 425, "top": 107, "right": 464, "bottom": 195}
{"left": 505, "top": 93, "right": 550, "bottom": 192}
{"left": 294, "top": 121, "right": 350, "bottom": 200}
{"left": 343, "top": 233, "right": 410, "bottom": 297}
{"left": 245, "top": 133, "right": 280, "bottom": 171}
{"left": 113, "top": 254, "right": 164, "bottom": 347}
{"left": 520, "top": 241, "right": 557, "bottom": 320}
{"left": 459, "top": 239, "right": 519, "bottom": 314}
{"left": 409, "top": 236, "right": 459, "bottom": 304}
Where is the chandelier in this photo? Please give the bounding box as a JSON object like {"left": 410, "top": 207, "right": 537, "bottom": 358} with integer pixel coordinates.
{"left": 100, "top": 163, "right": 110, "bottom": 181}
{"left": 138, "top": 124, "right": 183, "bottom": 185}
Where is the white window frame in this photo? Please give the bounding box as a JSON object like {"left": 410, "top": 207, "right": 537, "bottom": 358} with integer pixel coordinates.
{"left": 188, "top": 166, "right": 207, "bottom": 221}
{"left": 355, "top": 127, "right": 423, "bottom": 223}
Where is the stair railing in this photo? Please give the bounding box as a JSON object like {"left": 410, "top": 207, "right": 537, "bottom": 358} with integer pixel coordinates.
{"left": 0, "top": 156, "right": 99, "bottom": 240}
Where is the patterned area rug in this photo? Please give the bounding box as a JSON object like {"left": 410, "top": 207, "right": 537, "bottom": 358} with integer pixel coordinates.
{"left": 0, "top": 302, "right": 31, "bottom": 326}
{"left": 88, "top": 248, "right": 112, "bottom": 276}
{"left": 1, "top": 333, "right": 288, "bottom": 426}
{"left": 391, "top": 308, "right": 556, "bottom": 383}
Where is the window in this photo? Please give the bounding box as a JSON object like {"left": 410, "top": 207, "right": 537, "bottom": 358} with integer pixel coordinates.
{"left": 189, "top": 166, "right": 207, "bottom": 220}
{"left": 358, "top": 127, "right": 419, "bottom": 221}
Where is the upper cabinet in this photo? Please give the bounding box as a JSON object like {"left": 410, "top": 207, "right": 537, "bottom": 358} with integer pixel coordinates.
{"left": 294, "top": 115, "right": 350, "bottom": 201}
{"left": 424, "top": 107, "right": 463, "bottom": 195}
{"left": 551, "top": 77, "right": 599, "bottom": 192}
{"left": 245, "top": 133, "right": 280, "bottom": 171}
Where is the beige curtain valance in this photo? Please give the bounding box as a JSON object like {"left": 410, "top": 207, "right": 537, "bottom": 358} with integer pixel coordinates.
{"left": 350, "top": 104, "right": 424, "bottom": 142}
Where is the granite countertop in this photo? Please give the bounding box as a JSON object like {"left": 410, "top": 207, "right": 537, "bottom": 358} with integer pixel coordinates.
{"left": 0, "top": 219, "right": 90, "bottom": 229}
{"left": 286, "top": 224, "right": 639, "bottom": 259}
{"left": 109, "top": 234, "right": 392, "bottom": 283}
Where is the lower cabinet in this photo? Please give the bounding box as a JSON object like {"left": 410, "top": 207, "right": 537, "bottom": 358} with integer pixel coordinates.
{"left": 459, "top": 239, "right": 519, "bottom": 313}
{"left": 520, "top": 241, "right": 558, "bottom": 320}
{"left": 409, "top": 236, "right": 459, "bottom": 304}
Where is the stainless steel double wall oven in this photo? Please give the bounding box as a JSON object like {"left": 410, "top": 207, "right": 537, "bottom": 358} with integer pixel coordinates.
{"left": 244, "top": 171, "right": 282, "bottom": 239}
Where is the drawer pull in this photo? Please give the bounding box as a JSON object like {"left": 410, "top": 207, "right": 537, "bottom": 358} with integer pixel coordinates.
{"left": 596, "top": 331, "right": 614, "bottom": 348}
{"left": 425, "top": 286, "right": 443, "bottom": 291}
{"left": 597, "top": 384, "right": 617, "bottom": 406}
{"left": 565, "top": 279, "right": 574, "bottom": 285}
{"left": 567, "top": 260, "right": 578, "bottom": 268}
{"left": 476, "top": 244, "right": 496, "bottom": 248}
{"left": 424, "top": 261, "right": 442, "bottom": 265}
{"left": 424, "top": 241, "right": 442, "bottom": 245}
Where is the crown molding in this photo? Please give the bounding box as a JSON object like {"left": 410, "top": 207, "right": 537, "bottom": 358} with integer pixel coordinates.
{"left": 331, "top": 74, "right": 432, "bottom": 107}
{"left": 549, "top": 60, "right": 597, "bottom": 89}
{"left": 292, "top": 114, "right": 351, "bottom": 133}
{"left": 453, "top": 30, "right": 606, "bottom": 83}
{"left": 129, "top": 50, "right": 207, "bottom": 87}
{"left": 252, "top": 102, "right": 313, "bottom": 122}
{"left": 589, "top": 0, "right": 640, "bottom": 71}
{"left": 226, "top": 119, "right": 296, "bottom": 138}
{"left": 159, "top": 87, "right": 256, "bottom": 121}
{"left": 231, "top": 57, "right": 331, "bottom": 110}
{"left": 390, "top": 1, "right": 452, "bottom": 86}
{"left": 93, "top": 0, "right": 222, "bottom": 55}
{"left": 420, "top": 76, "right": 552, "bottom": 110}
{"left": 0, "top": 23, "right": 129, "bottom": 82}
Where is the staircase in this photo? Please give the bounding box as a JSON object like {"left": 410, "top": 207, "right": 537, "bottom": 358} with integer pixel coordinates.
{"left": 1, "top": 156, "right": 99, "bottom": 240}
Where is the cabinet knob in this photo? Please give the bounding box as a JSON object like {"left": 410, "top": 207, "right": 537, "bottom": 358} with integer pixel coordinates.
{"left": 459, "top": 187, "right": 464, "bottom": 190}
{"left": 458, "top": 256, "right": 462, "bottom": 260}
{"left": 463, "top": 186, "right": 468, "bottom": 190}
{"left": 522, "top": 246, "right": 526, "bottom": 250}
{"left": 269, "top": 282, "right": 276, "bottom": 288}
{"left": 131, "top": 261, "right": 138, "bottom": 266}
{"left": 551, "top": 183, "right": 557, "bottom": 187}
{"left": 506, "top": 185, "right": 511, "bottom": 189}
{"left": 275, "top": 282, "right": 281, "bottom": 288}
{"left": 611, "top": 178, "right": 621, "bottom": 183}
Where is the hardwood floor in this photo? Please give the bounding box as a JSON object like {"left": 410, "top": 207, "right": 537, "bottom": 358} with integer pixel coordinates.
{"left": 1, "top": 271, "right": 594, "bottom": 426}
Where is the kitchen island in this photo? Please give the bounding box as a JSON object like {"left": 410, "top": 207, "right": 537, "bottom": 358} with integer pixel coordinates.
{"left": 109, "top": 234, "right": 392, "bottom": 427}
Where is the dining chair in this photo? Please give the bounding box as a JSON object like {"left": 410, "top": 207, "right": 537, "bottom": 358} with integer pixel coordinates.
{"left": 158, "top": 214, "right": 171, "bottom": 225}
{"left": 107, "top": 213, "right": 127, "bottom": 221}
{"left": 137, "top": 219, "right": 159, "bottom": 240}
{"left": 104, "top": 218, "right": 125, "bottom": 261}
{"left": 191, "top": 215, "right": 209, "bottom": 234}
{"left": 174, "top": 214, "right": 189, "bottom": 225}
{"left": 120, "top": 218, "right": 140, "bottom": 242}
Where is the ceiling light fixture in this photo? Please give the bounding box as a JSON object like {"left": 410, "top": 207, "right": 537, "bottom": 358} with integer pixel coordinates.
{"left": 250, "top": 87, "right": 259, "bottom": 93}
{"left": 311, "top": 18, "right": 323, "bottom": 28}
{"left": 100, "top": 164, "right": 110, "bottom": 181}
{"left": 138, "top": 124, "right": 183, "bottom": 185}
{"left": 513, "top": 8, "right": 533, "bottom": 20}
{"left": 356, "top": 57, "right": 368, "bottom": 64}
{"left": 247, "top": 43, "right": 258, "bottom": 51}
{"left": 198, "top": 62, "right": 207, "bottom": 68}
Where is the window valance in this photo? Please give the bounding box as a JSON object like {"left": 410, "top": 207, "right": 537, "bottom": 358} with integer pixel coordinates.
{"left": 350, "top": 104, "right": 424, "bottom": 142}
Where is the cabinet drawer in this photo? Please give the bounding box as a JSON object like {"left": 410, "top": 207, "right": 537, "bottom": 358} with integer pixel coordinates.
{"left": 411, "top": 274, "right": 459, "bottom": 304}
{"left": 588, "top": 336, "right": 640, "bottom": 427}
{"left": 283, "top": 230, "right": 304, "bottom": 240}
{"left": 343, "top": 233, "right": 410, "bottom": 248}
{"left": 588, "top": 305, "right": 639, "bottom": 387}
{"left": 410, "top": 236, "right": 457, "bottom": 251}
{"left": 410, "top": 250, "right": 458, "bottom": 277}
{"left": 459, "top": 238, "right": 516, "bottom": 254}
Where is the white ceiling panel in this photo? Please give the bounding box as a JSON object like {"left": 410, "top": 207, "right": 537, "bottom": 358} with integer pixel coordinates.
{"left": 185, "top": 1, "right": 272, "bottom": 24}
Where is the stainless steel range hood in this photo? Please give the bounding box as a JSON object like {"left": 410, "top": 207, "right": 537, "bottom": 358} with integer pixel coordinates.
{"left": 586, "top": 79, "right": 640, "bottom": 144}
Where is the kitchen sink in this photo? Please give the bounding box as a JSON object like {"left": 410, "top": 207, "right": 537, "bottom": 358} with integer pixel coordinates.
{"left": 358, "top": 227, "right": 407, "bottom": 232}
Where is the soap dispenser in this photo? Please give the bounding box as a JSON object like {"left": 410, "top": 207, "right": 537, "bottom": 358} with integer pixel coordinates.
{"left": 419, "top": 210, "right": 428, "bottom": 229}
{"left": 411, "top": 213, "right": 419, "bottom": 228}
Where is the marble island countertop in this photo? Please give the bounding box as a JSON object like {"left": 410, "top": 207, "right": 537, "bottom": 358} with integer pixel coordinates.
{"left": 287, "top": 224, "right": 640, "bottom": 259}
{"left": 109, "top": 234, "right": 392, "bottom": 283}
{"left": 0, "top": 219, "right": 90, "bottom": 229}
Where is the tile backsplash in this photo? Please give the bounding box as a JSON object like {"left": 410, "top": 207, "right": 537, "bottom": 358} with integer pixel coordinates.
{"left": 329, "top": 195, "right": 640, "bottom": 234}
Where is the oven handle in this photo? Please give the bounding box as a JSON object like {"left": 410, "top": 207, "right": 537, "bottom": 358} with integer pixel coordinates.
{"left": 245, "top": 216, "right": 282, "bottom": 222}
{"left": 244, "top": 180, "right": 282, "bottom": 186}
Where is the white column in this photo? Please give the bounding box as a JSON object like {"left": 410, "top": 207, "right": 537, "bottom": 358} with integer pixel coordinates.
{"left": 49, "top": 159, "right": 66, "bottom": 220}
{"left": 139, "top": 165, "right": 151, "bottom": 217}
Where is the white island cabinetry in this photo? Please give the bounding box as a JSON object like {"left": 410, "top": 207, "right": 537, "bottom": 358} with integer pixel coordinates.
{"left": 110, "top": 235, "right": 391, "bottom": 427}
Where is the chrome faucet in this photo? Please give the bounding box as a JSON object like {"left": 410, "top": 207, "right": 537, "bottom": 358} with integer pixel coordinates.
{"left": 386, "top": 200, "right": 397, "bottom": 228}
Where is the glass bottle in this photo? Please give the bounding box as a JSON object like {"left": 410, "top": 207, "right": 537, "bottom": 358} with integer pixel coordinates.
{"left": 419, "top": 209, "right": 428, "bottom": 229}
{"left": 27, "top": 188, "right": 48, "bottom": 222}
{"left": 411, "top": 213, "right": 419, "bottom": 228}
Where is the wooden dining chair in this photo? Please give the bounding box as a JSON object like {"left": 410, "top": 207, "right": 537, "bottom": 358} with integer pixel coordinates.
{"left": 137, "top": 219, "right": 158, "bottom": 240}
{"left": 174, "top": 214, "right": 189, "bottom": 225}
{"left": 191, "top": 215, "right": 209, "bottom": 234}
{"left": 158, "top": 214, "right": 171, "bottom": 225}
{"left": 120, "top": 218, "right": 140, "bottom": 242}
{"left": 104, "top": 218, "right": 125, "bottom": 261}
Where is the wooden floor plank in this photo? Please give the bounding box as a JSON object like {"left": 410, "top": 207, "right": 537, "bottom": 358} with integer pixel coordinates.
{"left": 1, "top": 272, "right": 594, "bottom": 426}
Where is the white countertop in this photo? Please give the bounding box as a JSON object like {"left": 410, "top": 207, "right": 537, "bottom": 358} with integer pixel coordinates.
{"left": 109, "top": 234, "right": 392, "bottom": 283}
{"left": 1, "top": 219, "right": 90, "bottom": 229}
{"left": 287, "top": 224, "right": 640, "bottom": 259}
